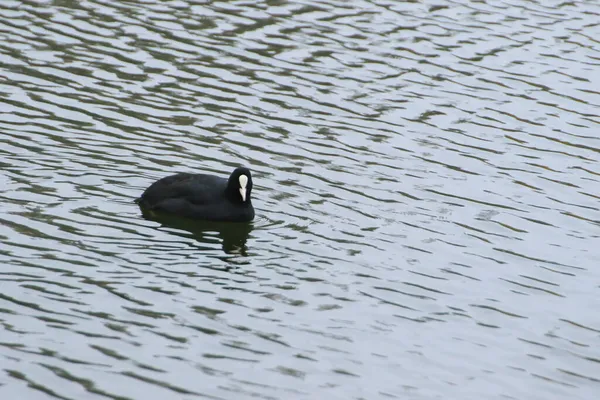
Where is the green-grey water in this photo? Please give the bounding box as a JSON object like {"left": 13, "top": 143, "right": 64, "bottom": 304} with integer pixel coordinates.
{"left": 1, "top": 1, "right": 599, "bottom": 399}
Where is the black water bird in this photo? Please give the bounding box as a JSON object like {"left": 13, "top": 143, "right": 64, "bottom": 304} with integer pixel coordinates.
{"left": 136, "top": 167, "right": 255, "bottom": 223}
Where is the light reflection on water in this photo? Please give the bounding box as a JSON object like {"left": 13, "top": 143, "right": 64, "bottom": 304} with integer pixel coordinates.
{"left": 1, "top": 0, "right": 599, "bottom": 399}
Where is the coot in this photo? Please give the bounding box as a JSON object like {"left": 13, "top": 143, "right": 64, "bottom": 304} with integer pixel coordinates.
{"left": 136, "top": 167, "right": 255, "bottom": 222}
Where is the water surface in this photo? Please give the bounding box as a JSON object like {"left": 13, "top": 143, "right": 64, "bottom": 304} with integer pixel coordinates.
{"left": 1, "top": 1, "right": 599, "bottom": 399}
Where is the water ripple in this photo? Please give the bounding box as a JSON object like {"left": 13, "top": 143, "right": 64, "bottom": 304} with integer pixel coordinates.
{"left": 1, "top": 0, "right": 600, "bottom": 399}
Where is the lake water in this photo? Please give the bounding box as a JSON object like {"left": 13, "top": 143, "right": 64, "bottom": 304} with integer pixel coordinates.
{"left": 1, "top": 1, "right": 599, "bottom": 399}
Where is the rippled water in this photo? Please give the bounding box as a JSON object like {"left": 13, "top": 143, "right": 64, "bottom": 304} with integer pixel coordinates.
{"left": 1, "top": 1, "right": 599, "bottom": 399}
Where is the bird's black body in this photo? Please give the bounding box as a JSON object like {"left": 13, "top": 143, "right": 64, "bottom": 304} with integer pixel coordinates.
{"left": 136, "top": 167, "right": 254, "bottom": 222}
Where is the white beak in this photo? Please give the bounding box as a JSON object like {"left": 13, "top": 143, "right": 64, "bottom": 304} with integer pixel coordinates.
{"left": 239, "top": 175, "right": 248, "bottom": 202}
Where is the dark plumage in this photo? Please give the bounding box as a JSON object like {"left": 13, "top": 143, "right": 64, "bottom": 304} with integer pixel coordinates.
{"left": 136, "top": 167, "right": 255, "bottom": 222}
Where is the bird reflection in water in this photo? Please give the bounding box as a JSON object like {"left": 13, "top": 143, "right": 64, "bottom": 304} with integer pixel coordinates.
{"left": 138, "top": 206, "right": 253, "bottom": 255}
